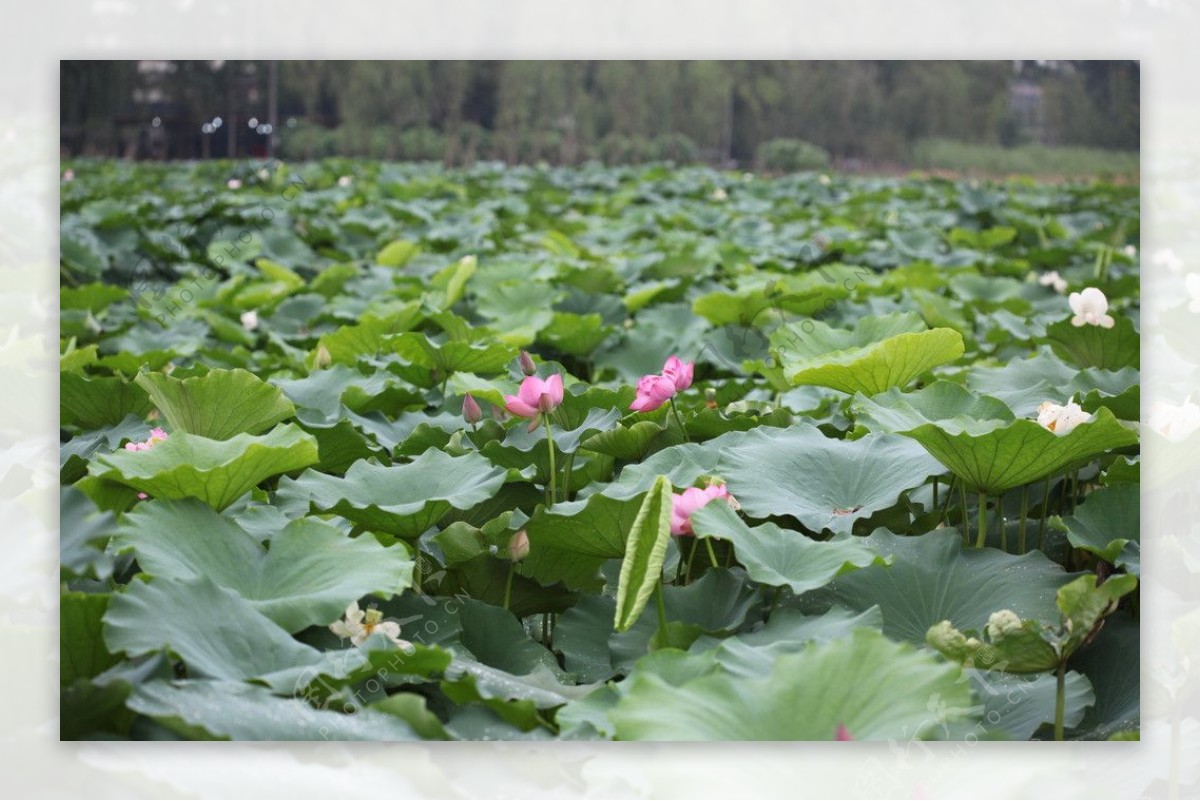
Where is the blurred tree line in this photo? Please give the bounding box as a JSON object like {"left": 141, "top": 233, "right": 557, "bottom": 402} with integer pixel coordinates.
{"left": 60, "top": 60, "right": 1139, "bottom": 167}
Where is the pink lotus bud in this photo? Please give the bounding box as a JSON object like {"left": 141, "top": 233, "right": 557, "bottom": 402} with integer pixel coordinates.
{"left": 519, "top": 350, "right": 537, "bottom": 376}
{"left": 835, "top": 723, "right": 854, "bottom": 741}
{"left": 508, "top": 530, "right": 530, "bottom": 562}
{"left": 313, "top": 344, "right": 332, "bottom": 369}
{"left": 462, "top": 394, "right": 482, "bottom": 425}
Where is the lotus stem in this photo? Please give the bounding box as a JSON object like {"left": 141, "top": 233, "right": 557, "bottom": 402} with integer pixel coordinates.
{"left": 502, "top": 561, "right": 515, "bottom": 611}
{"left": 999, "top": 491, "right": 1007, "bottom": 553}
{"left": 684, "top": 538, "right": 698, "bottom": 584}
{"left": 704, "top": 538, "right": 720, "bottom": 569}
{"left": 932, "top": 476, "right": 939, "bottom": 510}
{"left": 669, "top": 396, "right": 690, "bottom": 443}
{"left": 1017, "top": 485, "right": 1029, "bottom": 555}
{"left": 561, "top": 451, "right": 575, "bottom": 502}
{"left": 959, "top": 480, "right": 971, "bottom": 544}
{"left": 975, "top": 492, "right": 987, "bottom": 549}
{"left": 543, "top": 415, "right": 557, "bottom": 506}
{"left": 939, "top": 475, "right": 957, "bottom": 527}
{"left": 1038, "top": 475, "right": 1052, "bottom": 551}
{"left": 654, "top": 580, "right": 669, "bottom": 633}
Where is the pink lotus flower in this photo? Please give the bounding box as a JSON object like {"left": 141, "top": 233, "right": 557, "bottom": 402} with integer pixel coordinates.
{"left": 835, "top": 723, "right": 854, "bottom": 741}
{"left": 630, "top": 355, "right": 695, "bottom": 412}
{"left": 630, "top": 373, "right": 677, "bottom": 412}
{"left": 124, "top": 428, "right": 168, "bottom": 452}
{"left": 662, "top": 355, "right": 694, "bottom": 392}
{"left": 504, "top": 374, "right": 564, "bottom": 419}
{"left": 670, "top": 483, "right": 733, "bottom": 536}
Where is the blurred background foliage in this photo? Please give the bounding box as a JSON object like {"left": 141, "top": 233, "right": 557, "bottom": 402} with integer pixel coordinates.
{"left": 61, "top": 60, "right": 1138, "bottom": 176}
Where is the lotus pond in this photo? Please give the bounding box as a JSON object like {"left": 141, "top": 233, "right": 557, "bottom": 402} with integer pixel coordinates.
{"left": 60, "top": 160, "right": 1140, "bottom": 741}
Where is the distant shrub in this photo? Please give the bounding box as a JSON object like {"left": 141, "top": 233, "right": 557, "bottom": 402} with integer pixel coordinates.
{"left": 756, "top": 138, "right": 831, "bottom": 172}
{"left": 911, "top": 138, "right": 1139, "bottom": 178}
{"left": 652, "top": 133, "right": 698, "bottom": 163}
{"left": 396, "top": 126, "right": 444, "bottom": 162}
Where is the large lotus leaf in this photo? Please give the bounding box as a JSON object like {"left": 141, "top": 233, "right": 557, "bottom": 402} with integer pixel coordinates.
{"left": 127, "top": 680, "right": 424, "bottom": 741}
{"left": 853, "top": 381, "right": 1138, "bottom": 493}
{"left": 61, "top": 372, "right": 155, "bottom": 430}
{"left": 690, "top": 502, "right": 888, "bottom": 592}
{"left": 135, "top": 368, "right": 297, "bottom": 439}
{"left": 112, "top": 499, "right": 414, "bottom": 632}
{"left": 277, "top": 447, "right": 506, "bottom": 539}
{"left": 519, "top": 492, "right": 648, "bottom": 590}
{"left": 693, "top": 606, "right": 886, "bottom": 680}
{"left": 592, "top": 424, "right": 943, "bottom": 535}
{"left": 967, "top": 351, "right": 1139, "bottom": 420}
{"left": 389, "top": 331, "right": 517, "bottom": 379}
{"left": 314, "top": 306, "right": 424, "bottom": 366}
{"left": 1067, "top": 615, "right": 1139, "bottom": 740}
{"left": 103, "top": 575, "right": 326, "bottom": 686}
{"left": 608, "top": 629, "right": 975, "bottom": 741}
{"left": 807, "top": 529, "right": 1076, "bottom": 645}
{"left": 61, "top": 592, "right": 121, "bottom": 686}
{"left": 1058, "top": 484, "right": 1140, "bottom": 574}
{"left": 1044, "top": 315, "right": 1139, "bottom": 371}
{"left": 767, "top": 312, "right": 964, "bottom": 395}
{"left": 967, "top": 669, "right": 1095, "bottom": 740}
{"left": 89, "top": 424, "right": 319, "bottom": 511}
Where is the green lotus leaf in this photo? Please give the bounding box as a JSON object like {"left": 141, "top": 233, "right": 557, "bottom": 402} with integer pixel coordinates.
{"left": 767, "top": 312, "right": 964, "bottom": 395}
{"left": 1058, "top": 484, "right": 1140, "bottom": 574}
{"left": 127, "top": 680, "right": 424, "bottom": 741}
{"left": 112, "top": 499, "right": 414, "bottom": 632}
{"left": 135, "top": 368, "right": 297, "bottom": 439}
{"left": 61, "top": 372, "right": 153, "bottom": 430}
{"left": 276, "top": 447, "right": 506, "bottom": 539}
{"left": 690, "top": 502, "right": 888, "bottom": 593}
{"left": 1044, "top": 315, "right": 1139, "bottom": 371}
{"left": 808, "top": 529, "right": 1076, "bottom": 645}
{"left": 853, "top": 381, "right": 1138, "bottom": 493}
{"left": 538, "top": 311, "right": 614, "bottom": 357}
{"left": 967, "top": 351, "right": 1139, "bottom": 420}
{"left": 592, "top": 424, "right": 944, "bottom": 535}
{"left": 608, "top": 629, "right": 976, "bottom": 741}
{"left": 89, "top": 424, "right": 319, "bottom": 511}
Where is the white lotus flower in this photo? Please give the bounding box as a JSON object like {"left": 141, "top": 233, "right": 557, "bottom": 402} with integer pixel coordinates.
{"left": 338, "top": 175, "right": 353, "bottom": 187}
{"left": 227, "top": 178, "right": 242, "bottom": 190}
{"left": 329, "top": 601, "right": 409, "bottom": 648}
{"left": 257, "top": 167, "right": 270, "bottom": 181}
{"left": 1038, "top": 270, "right": 1068, "bottom": 294}
{"left": 1122, "top": 245, "right": 1137, "bottom": 258}
{"left": 1148, "top": 396, "right": 1200, "bottom": 443}
{"left": 710, "top": 187, "right": 727, "bottom": 201}
{"left": 986, "top": 609, "right": 1024, "bottom": 641}
{"left": 1037, "top": 398, "right": 1092, "bottom": 436}
{"left": 1186, "top": 274, "right": 1200, "bottom": 313}
{"left": 62, "top": 169, "right": 75, "bottom": 182}
{"left": 1152, "top": 248, "right": 1184, "bottom": 273}
{"left": 1068, "top": 287, "right": 1115, "bottom": 329}
{"left": 240, "top": 310, "right": 259, "bottom": 331}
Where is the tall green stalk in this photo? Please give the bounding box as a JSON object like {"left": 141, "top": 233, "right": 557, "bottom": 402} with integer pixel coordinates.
{"left": 502, "top": 561, "right": 515, "bottom": 611}
{"left": 1038, "top": 475, "right": 1052, "bottom": 550}
{"left": 975, "top": 492, "right": 988, "bottom": 549}
{"left": 1017, "top": 485, "right": 1029, "bottom": 555}
{"left": 543, "top": 415, "right": 557, "bottom": 505}
{"left": 668, "top": 397, "right": 690, "bottom": 443}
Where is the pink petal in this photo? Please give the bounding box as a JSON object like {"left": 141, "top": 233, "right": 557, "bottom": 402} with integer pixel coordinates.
{"left": 835, "top": 723, "right": 854, "bottom": 741}
{"left": 504, "top": 395, "right": 538, "bottom": 418}
{"left": 517, "top": 375, "right": 545, "bottom": 407}
{"left": 543, "top": 374, "right": 564, "bottom": 407}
